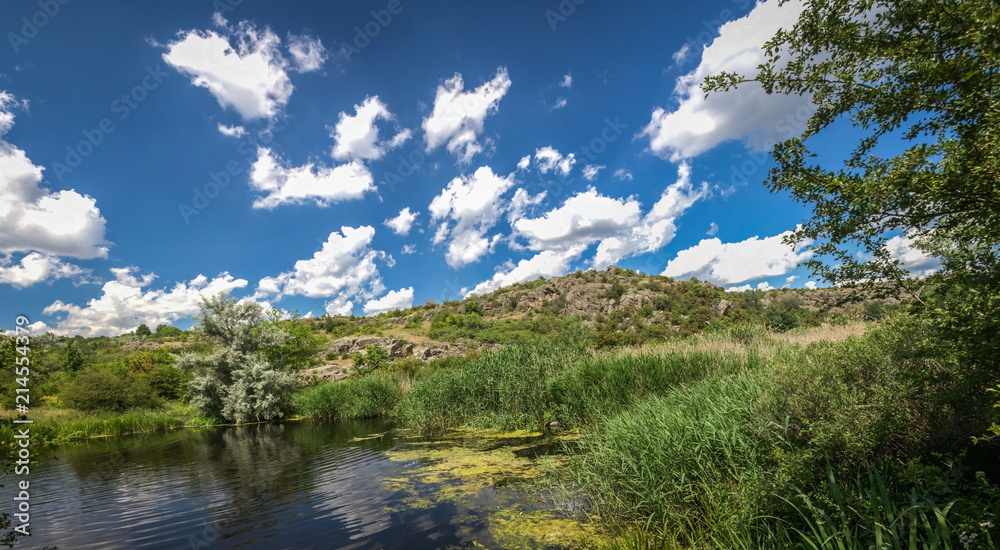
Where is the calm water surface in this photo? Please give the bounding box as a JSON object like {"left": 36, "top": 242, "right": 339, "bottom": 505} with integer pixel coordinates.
{"left": 22, "top": 421, "right": 525, "bottom": 549}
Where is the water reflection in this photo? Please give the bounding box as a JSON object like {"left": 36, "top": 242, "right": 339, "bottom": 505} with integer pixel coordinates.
{"left": 25, "top": 420, "right": 508, "bottom": 549}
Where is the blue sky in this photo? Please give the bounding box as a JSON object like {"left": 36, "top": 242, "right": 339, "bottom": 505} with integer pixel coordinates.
{"left": 0, "top": 0, "right": 934, "bottom": 336}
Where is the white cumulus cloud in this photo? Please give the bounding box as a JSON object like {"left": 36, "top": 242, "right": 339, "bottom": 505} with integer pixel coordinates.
{"left": 164, "top": 21, "right": 324, "bottom": 120}
{"left": 465, "top": 245, "right": 587, "bottom": 297}
{"left": 331, "top": 96, "right": 410, "bottom": 161}
{"left": 582, "top": 164, "right": 604, "bottom": 181}
{"left": 383, "top": 207, "right": 417, "bottom": 235}
{"left": 428, "top": 166, "right": 515, "bottom": 268}
{"left": 287, "top": 33, "right": 327, "bottom": 73}
{"left": 249, "top": 147, "right": 373, "bottom": 209}
{"left": 255, "top": 226, "right": 389, "bottom": 316}
{"left": 363, "top": 287, "right": 414, "bottom": 315}
{"left": 884, "top": 234, "right": 939, "bottom": 278}
{"left": 511, "top": 164, "right": 708, "bottom": 269}
{"left": 42, "top": 268, "right": 247, "bottom": 337}
{"left": 663, "top": 228, "right": 813, "bottom": 285}
{"left": 533, "top": 146, "right": 576, "bottom": 177}
{"left": 0, "top": 95, "right": 109, "bottom": 261}
{"left": 0, "top": 253, "right": 89, "bottom": 288}
{"left": 423, "top": 67, "right": 511, "bottom": 163}
{"left": 641, "top": 0, "right": 811, "bottom": 161}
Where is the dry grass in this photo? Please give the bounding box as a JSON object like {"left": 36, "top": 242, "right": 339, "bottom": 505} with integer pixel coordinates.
{"left": 771, "top": 322, "right": 868, "bottom": 345}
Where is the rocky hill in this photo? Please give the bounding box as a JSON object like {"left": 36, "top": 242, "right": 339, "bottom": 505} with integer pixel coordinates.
{"left": 298, "top": 267, "right": 898, "bottom": 380}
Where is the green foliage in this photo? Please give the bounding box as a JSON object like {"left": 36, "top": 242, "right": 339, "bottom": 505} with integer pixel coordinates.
{"left": 548, "top": 349, "right": 759, "bottom": 427}
{"left": 293, "top": 374, "right": 402, "bottom": 419}
{"left": 703, "top": 0, "right": 1000, "bottom": 385}
{"left": 397, "top": 344, "right": 586, "bottom": 433}
{"left": 352, "top": 344, "right": 390, "bottom": 372}
{"left": 135, "top": 323, "right": 152, "bottom": 336}
{"left": 61, "top": 367, "right": 159, "bottom": 412}
{"left": 600, "top": 282, "right": 627, "bottom": 301}
{"left": 766, "top": 295, "right": 806, "bottom": 332}
{"left": 63, "top": 340, "right": 85, "bottom": 372}
{"left": 146, "top": 363, "right": 190, "bottom": 400}
{"left": 155, "top": 324, "right": 185, "bottom": 338}
{"left": 570, "top": 374, "right": 772, "bottom": 542}
{"left": 177, "top": 293, "right": 297, "bottom": 423}
{"left": 263, "top": 319, "right": 323, "bottom": 370}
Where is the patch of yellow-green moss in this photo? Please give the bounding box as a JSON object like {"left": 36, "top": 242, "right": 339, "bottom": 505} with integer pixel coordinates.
{"left": 380, "top": 427, "right": 605, "bottom": 548}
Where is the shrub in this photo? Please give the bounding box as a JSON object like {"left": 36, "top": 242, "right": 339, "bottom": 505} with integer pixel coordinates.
{"left": 61, "top": 367, "right": 159, "bottom": 412}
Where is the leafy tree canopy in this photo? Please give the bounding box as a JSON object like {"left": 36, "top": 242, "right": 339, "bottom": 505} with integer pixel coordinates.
{"left": 704, "top": 0, "right": 999, "bottom": 292}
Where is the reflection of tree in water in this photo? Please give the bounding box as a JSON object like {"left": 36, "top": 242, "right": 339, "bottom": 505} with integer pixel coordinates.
{"left": 195, "top": 423, "right": 310, "bottom": 537}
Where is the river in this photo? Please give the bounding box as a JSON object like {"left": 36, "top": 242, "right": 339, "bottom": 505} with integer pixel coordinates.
{"left": 18, "top": 420, "right": 596, "bottom": 549}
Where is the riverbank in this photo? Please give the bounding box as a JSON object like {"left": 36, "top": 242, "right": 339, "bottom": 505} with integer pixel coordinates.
{"left": 4, "top": 319, "right": 998, "bottom": 549}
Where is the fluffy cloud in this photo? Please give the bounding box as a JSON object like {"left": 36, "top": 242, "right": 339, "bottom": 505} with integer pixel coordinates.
{"left": 287, "top": 34, "right": 327, "bottom": 72}
{"left": 553, "top": 98, "right": 567, "bottom": 109}
{"left": 423, "top": 67, "right": 511, "bottom": 163}
{"left": 592, "top": 163, "right": 709, "bottom": 269}
{"left": 533, "top": 146, "right": 576, "bottom": 177}
{"left": 256, "top": 226, "right": 388, "bottom": 316}
{"left": 726, "top": 281, "right": 776, "bottom": 292}
{"left": 559, "top": 74, "right": 573, "bottom": 88}
{"left": 514, "top": 188, "right": 641, "bottom": 251}
{"left": 663, "top": 229, "right": 813, "bottom": 285}
{"left": 363, "top": 287, "right": 414, "bottom": 315}
{"left": 163, "top": 21, "right": 324, "bottom": 120}
{"left": 884, "top": 234, "right": 939, "bottom": 277}
{"left": 641, "top": 0, "right": 811, "bottom": 161}
{"left": 428, "top": 166, "right": 515, "bottom": 268}
{"left": 0, "top": 253, "right": 89, "bottom": 288}
{"left": 217, "top": 123, "right": 247, "bottom": 137}
{"left": 248, "top": 147, "right": 373, "bottom": 209}
{"left": 511, "top": 164, "right": 708, "bottom": 269}
{"left": 582, "top": 164, "right": 604, "bottom": 181}
{"left": 613, "top": 168, "right": 633, "bottom": 181}
{"left": 331, "top": 96, "right": 410, "bottom": 161}
{"left": 383, "top": 207, "right": 417, "bottom": 235}
{"left": 0, "top": 96, "right": 109, "bottom": 260}
{"left": 42, "top": 268, "right": 247, "bottom": 337}
{"left": 465, "top": 245, "right": 587, "bottom": 297}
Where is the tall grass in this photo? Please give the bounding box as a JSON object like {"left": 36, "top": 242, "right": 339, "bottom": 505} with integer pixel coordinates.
{"left": 1, "top": 404, "right": 196, "bottom": 458}
{"left": 396, "top": 344, "right": 586, "bottom": 433}
{"left": 770, "top": 465, "right": 999, "bottom": 550}
{"left": 293, "top": 373, "right": 402, "bottom": 420}
{"left": 568, "top": 374, "right": 774, "bottom": 546}
{"left": 548, "top": 348, "right": 762, "bottom": 427}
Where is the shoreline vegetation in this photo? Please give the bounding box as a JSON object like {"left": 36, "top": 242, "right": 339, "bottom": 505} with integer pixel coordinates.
{"left": 3, "top": 305, "right": 998, "bottom": 548}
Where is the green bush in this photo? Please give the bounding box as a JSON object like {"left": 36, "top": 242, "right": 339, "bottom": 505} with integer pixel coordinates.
{"left": 61, "top": 367, "right": 159, "bottom": 412}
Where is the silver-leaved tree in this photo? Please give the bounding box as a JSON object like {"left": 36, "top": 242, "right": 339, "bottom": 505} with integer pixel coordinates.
{"left": 178, "top": 293, "right": 297, "bottom": 423}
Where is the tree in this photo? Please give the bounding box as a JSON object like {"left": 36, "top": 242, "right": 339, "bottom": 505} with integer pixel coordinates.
{"left": 703, "top": 0, "right": 1000, "bottom": 356}
{"left": 155, "top": 324, "right": 185, "bottom": 338}
{"left": 177, "top": 293, "right": 297, "bottom": 423}
{"left": 63, "top": 340, "right": 85, "bottom": 372}
{"left": 352, "top": 344, "right": 390, "bottom": 373}
{"left": 135, "top": 323, "right": 152, "bottom": 337}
